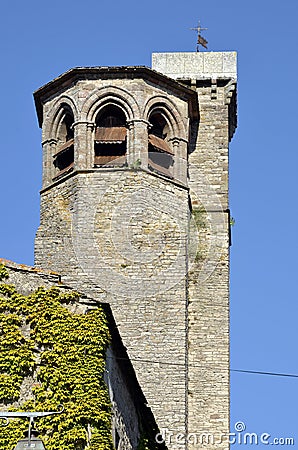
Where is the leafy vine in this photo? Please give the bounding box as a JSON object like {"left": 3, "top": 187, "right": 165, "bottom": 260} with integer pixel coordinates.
{"left": 0, "top": 264, "right": 113, "bottom": 450}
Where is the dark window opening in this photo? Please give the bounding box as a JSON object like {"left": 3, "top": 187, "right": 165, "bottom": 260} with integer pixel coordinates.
{"left": 53, "top": 109, "right": 74, "bottom": 178}
{"left": 54, "top": 145, "right": 74, "bottom": 172}
{"left": 94, "top": 105, "right": 127, "bottom": 167}
{"left": 149, "top": 112, "right": 168, "bottom": 139}
{"left": 148, "top": 112, "right": 173, "bottom": 178}
{"left": 63, "top": 113, "right": 74, "bottom": 141}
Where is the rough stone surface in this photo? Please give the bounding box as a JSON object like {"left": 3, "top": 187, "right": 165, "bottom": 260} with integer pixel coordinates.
{"left": 35, "top": 170, "right": 190, "bottom": 444}
{"left": 152, "top": 52, "right": 236, "bottom": 450}
{"left": 105, "top": 347, "right": 140, "bottom": 450}
{"left": 152, "top": 51, "right": 237, "bottom": 81}
{"left": 34, "top": 55, "right": 237, "bottom": 450}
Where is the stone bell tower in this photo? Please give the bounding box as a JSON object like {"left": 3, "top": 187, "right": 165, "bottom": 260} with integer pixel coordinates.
{"left": 34, "top": 53, "right": 237, "bottom": 450}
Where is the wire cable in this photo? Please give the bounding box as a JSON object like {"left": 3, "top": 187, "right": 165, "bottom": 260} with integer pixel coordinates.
{"left": 106, "top": 355, "right": 298, "bottom": 378}
{"left": 231, "top": 369, "right": 298, "bottom": 378}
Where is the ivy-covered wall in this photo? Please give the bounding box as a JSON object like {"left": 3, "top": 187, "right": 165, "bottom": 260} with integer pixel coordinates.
{"left": 0, "top": 264, "right": 113, "bottom": 450}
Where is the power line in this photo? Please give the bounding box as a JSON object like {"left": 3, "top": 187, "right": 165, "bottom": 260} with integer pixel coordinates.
{"left": 231, "top": 369, "right": 298, "bottom": 378}
{"left": 35, "top": 343, "right": 297, "bottom": 379}
{"left": 106, "top": 355, "right": 298, "bottom": 379}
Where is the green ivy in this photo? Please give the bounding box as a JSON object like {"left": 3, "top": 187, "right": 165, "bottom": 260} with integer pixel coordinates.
{"left": 0, "top": 265, "right": 113, "bottom": 450}
{"left": 0, "top": 264, "right": 9, "bottom": 281}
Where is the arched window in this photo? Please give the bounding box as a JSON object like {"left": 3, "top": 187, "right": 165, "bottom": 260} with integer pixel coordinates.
{"left": 94, "top": 104, "right": 127, "bottom": 166}
{"left": 53, "top": 107, "right": 74, "bottom": 178}
{"left": 148, "top": 111, "right": 174, "bottom": 178}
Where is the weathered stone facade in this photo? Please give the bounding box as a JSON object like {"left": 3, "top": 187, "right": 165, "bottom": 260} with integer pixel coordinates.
{"left": 152, "top": 52, "right": 237, "bottom": 449}
{"left": 34, "top": 53, "right": 237, "bottom": 449}
{"left": 0, "top": 260, "right": 154, "bottom": 450}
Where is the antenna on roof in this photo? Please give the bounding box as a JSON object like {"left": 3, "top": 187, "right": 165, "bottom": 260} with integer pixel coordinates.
{"left": 190, "top": 20, "right": 208, "bottom": 52}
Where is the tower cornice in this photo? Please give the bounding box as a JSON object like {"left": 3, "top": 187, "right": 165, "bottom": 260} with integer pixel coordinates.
{"left": 34, "top": 66, "right": 199, "bottom": 127}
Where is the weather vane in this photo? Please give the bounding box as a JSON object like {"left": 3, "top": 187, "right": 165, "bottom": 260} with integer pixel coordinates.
{"left": 190, "top": 20, "right": 208, "bottom": 52}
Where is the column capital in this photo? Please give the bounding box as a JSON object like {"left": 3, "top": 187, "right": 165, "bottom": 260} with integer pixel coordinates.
{"left": 42, "top": 138, "right": 58, "bottom": 146}
{"left": 72, "top": 121, "right": 96, "bottom": 130}
{"left": 127, "top": 119, "right": 150, "bottom": 129}
{"left": 169, "top": 136, "right": 188, "bottom": 145}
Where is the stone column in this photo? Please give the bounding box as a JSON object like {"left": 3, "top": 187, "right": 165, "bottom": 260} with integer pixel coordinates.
{"left": 171, "top": 137, "right": 188, "bottom": 185}
{"left": 72, "top": 121, "right": 96, "bottom": 170}
{"left": 41, "top": 138, "right": 57, "bottom": 188}
{"left": 127, "top": 119, "right": 150, "bottom": 169}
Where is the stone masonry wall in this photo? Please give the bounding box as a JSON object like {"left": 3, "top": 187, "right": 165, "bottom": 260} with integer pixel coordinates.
{"left": 35, "top": 72, "right": 193, "bottom": 447}
{"left": 153, "top": 52, "right": 237, "bottom": 449}
{"left": 186, "top": 85, "right": 231, "bottom": 450}
{"left": 105, "top": 347, "right": 140, "bottom": 450}
{"left": 0, "top": 260, "right": 61, "bottom": 295}
{"left": 35, "top": 169, "right": 190, "bottom": 446}
{"left": 34, "top": 58, "right": 237, "bottom": 450}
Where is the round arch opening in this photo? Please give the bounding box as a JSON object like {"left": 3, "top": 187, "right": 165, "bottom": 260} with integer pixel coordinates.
{"left": 148, "top": 109, "right": 174, "bottom": 179}
{"left": 94, "top": 104, "right": 127, "bottom": 167}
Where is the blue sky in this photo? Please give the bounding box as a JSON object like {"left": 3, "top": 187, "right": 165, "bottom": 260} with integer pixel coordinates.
{"left": 0, "top": 0, "right": 298, "bottom": 447}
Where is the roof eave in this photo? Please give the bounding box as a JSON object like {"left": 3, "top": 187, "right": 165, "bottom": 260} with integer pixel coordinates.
{"left": 33, "top": 66, "right": 198, "bottom": 127}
